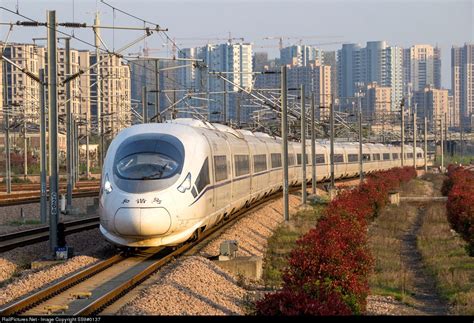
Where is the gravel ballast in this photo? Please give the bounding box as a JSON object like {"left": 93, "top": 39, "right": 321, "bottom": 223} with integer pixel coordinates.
{"left": 119, "top": 194, "right": 302, "bottom": 315}
{"left": 0, "top": 228, "right": 113, "bottom": 284}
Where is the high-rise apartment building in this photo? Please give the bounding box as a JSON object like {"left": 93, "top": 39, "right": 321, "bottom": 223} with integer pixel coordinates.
{"left": 338, "top": 41, "right": 403, "bottom": 111}
{"left": 337, "top": 43, "right": 362, "bottom": 101}
{"left": 1, "top": 43, "right": 45, "bottom": 117}
{"left": 280, "top": 45, "right": 322, "bottom": 67}
{"left": 362, "top": 82, "right": 392, "bottom": 121}
{"left": 322, "top": 51, "right": 338, "bottom": 102}
{"left": 452, "top": 43, "right": 474, "bottom": 128}
{"left": 90, "top": 53, "right": 131, "bottom": 135}
{"left": 413, "top": 85, "right": 449, "bottom": 129}
{"left": 404, "top": 45, "right": 442, "bottom": 93}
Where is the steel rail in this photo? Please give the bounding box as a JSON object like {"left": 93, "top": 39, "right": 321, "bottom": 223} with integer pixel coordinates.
{"left": 0, "top": 216, "right": 100, "bottom": 252}
{"left": 0, "top": 189, "right": 99, "bottom": 207}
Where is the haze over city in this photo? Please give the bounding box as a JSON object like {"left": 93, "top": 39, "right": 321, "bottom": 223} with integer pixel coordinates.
{"left": 1, "top": 0, "right": 472, "bottom": 88}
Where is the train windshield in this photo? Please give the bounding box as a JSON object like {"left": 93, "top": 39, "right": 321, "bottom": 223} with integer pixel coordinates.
{"left": 113, "top": 134, "right": 184, "bottom": 183}
{"left": 116, "top": 153, "right": 179, "bottom": 180}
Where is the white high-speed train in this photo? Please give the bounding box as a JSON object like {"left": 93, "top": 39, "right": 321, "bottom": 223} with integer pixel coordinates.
{"left": 99, "top": 118, "right": 424, "bottom": 248}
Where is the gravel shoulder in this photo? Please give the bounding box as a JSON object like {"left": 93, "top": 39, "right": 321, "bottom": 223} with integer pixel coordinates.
{"left": 0, "top": 228, "right": 114, "bottom": 305}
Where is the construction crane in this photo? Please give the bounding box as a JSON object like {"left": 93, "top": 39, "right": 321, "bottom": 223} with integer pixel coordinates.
{"left": 255, "top": 41, "right": 343, "bottom": 51}
{"left": 263, "top": 35, "right": 344, "bottom": 50}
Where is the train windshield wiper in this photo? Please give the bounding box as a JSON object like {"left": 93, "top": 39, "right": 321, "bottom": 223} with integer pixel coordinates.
{"left": 141, "top": 164, "right": 167, "bottom": 180}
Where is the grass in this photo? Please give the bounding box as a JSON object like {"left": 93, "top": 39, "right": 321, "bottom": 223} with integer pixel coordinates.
{"left": 368, "top": 179, "right": 431, "bottom": 306}
{"left": 417, "top": 176, "right": 474, "bottom": 314}
{"left": 261, "top": 204, "right": 325, "bottom": 289}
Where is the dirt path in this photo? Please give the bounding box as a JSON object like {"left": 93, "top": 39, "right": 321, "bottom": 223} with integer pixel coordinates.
{"left": 399, "top": 202, "right": 448, "bottom": 315}
{"left": 368, "top": 178, "right": 449, "bottom": 315}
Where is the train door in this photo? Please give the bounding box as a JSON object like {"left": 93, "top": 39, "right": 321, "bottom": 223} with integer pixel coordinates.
{"left": 209, "top": 132, "right": 231, "bottom": 214}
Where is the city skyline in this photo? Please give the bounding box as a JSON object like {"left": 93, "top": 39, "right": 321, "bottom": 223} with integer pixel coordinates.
{"left": 0, "top": 0, "right": 472, "bottom": 89}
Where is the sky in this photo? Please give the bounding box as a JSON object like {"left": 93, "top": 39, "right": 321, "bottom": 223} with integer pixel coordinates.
{"left": 1, "top": 0, "right": 473, "bottom": 89}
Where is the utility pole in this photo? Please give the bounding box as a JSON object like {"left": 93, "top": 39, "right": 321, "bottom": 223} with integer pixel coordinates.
{"left": 142, "top": 86, "right": 148, "bottom": 123}
{"left": 65, "top": 37, "right": 73, "bottom": 211}
{"left": 75, "top": 120, "right": 79, "bottom": 182}
{"left": 424, "top": 116, "right": 428, "bottom": 172}
{"left": 311, "top": 92, "right": 316, "bottom": 195}
{"left": 445, "top": 113, "right": 448, "bottom": 158}
{"left": 47, "top": 10, "right": 59, "bottom": 253}
{"left": 301, "top": 84, "right": 307, "bottom": 205}
{"left": 401, "top": 99, "right": 405, "bottom": 167}
{"left": 330, "top": 98, "right": 335, "bottom": 189}
{"left": 440, "top": 115, "right": 444, "bottom": 171}
{"left": 2, "top": 60, "right": 11, "bottom": 194}
{"left": 237, "top": 93, "right": 241, "bottom": 127}
{"left": 23, "top": 117, "right": 27, "bottom": 180}
{"left": 94, "top": 12, "right": 103, "bottom": 170}
{"left": 281, "top": 66, "right": 289, "bottom": 222}
{"left": 86, "top": 110, "right": 90, "bottom": 179}
{"left": 39, "top": 69, "right": 47, "bottom": 223}
{"left": 71, "top": 118, "right": 75, "bottom": 186}
{"left": 413, "top": 109, "right": 417, "bottom": 168}
{"left": 359, "top": 108, "right": 363, "bottom": 184}
{"left": 222, "top": 78, "right": 227, "bottom": 124}
{"left": 154, "top": 59, "right": 160, "bottom": 122}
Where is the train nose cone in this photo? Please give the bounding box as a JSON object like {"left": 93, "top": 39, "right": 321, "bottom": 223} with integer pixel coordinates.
{"left": 114, "top": 207, "right": 171, "bottom": 236}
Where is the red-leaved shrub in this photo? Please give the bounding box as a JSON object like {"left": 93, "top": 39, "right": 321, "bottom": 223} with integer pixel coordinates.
{"left": 443, "top": 165, "right": 474, "bottom": 255}
{"left": 255, "top": 166, "right": 417, "bottom": 316}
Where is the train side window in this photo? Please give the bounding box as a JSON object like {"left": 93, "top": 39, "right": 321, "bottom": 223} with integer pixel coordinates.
{"left": 271, "top": 153, "right": 282, "bottom": 168}
{"left": 297, "top": 153, "right": 308, "bottom": 165}
{"left": 288, "top": 154, "right": 295, "bottom": 166}
{"left": 372, "top": 153, "right": 381, "bottom": 161}
{"left": 253, "top": 154, "right": 267, "bottom": 172}
{"left": 214, "top": 155, "right": 228, "bottom": 182}
{"left": 417, "top": 153, "right": 423, "bottom": 158}
{"left": 348, "top": 154, "right": 359, "bottom": 162}
{"left": 334, "top": 154, "right": 344, "bottom": 163}
{"left": 406, "top": 153, "right": 413, "bottom": 159}
{"left": 195, "top": 158, "right": 210, "bottom": 193}
{"left": 392, "top": 153, "right": 399, "bottom": 160}
{"left": 315, "top": 154, "right": 325, "bottom": 164}
{"left": 234, "top": 155, "right": 250, "bottom": 177}
{"left": 363, "top": 154, "right": 371, "bottom": 161}
{"left": 383, "top": 153, "right": 391, "bottom": 160}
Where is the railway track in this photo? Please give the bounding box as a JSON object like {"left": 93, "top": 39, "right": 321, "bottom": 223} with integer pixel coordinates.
{"left": 0, "top": 188, "right": 99, "bottom": 207}
{"left": 0, "top": 181, "right": 99, "bottom": 192}
{"left": 0, "top": 216, "right": 100, "bottom": 253}
{"left": 0, "top": 185, "right": 302, "bottom": 316}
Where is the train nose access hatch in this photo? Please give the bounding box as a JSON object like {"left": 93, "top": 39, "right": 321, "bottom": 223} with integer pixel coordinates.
{"left": 114, "top": 207, "right": 171, "bottom": 236}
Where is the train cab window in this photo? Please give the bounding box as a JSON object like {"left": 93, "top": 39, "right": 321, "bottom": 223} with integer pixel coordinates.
{"left": 214, "top": 155, "right": 228, "bottom": 182}
{"left": 383, "top": 153, "right": 391, "bottom": 160}
{"left": 271, "top": 153, "right": 282, "bottom": 168}
{"left": 348, "top": 154, "right": 359, "bottom": 162}
{"left": 372, "top": 154, "right": 381, "bottom": 161}
{"left": 334, "top": 154, "right": 344, "bottom": 163}
{"left": 392, "top": 153, "right": 399, "bottom": 160}
{"left": 234, "top": 155, "right": 250, "bottom": 177}
{"left": 417, "top": 153, "right": 423, "bottom": 158}
{"left": 195, "top": 158, "right": 210, "bottom": 194}
{"left": 315, "top": 154, "right": 325, "bottom": 164}
{"left": 406, "top": 153, "right": 413, "bottom": 159}
{"left": 253, "top": 154, "right": 267, "bottom": 172}
{"left": 288, "top": 154, "right": 295, "bottom": 166}
{"left": 363, "top": 154, "right": 371, "bottom": 161}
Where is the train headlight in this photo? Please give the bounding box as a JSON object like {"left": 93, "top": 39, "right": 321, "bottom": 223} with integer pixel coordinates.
{"left": 177, "top": 172, "right": 191, "bottom": 193}
{"left": 104, "top": 173, "right": 113, "bottom": 194}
